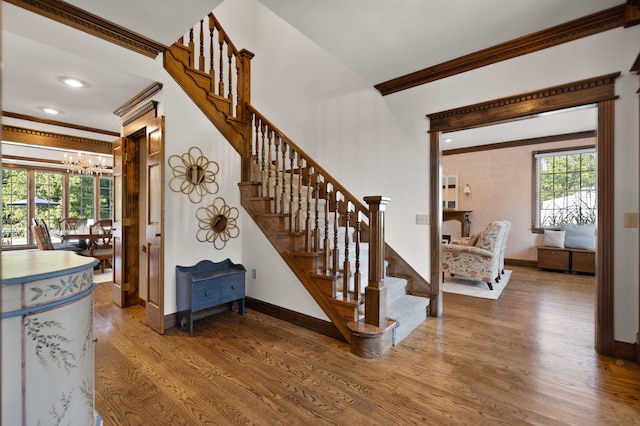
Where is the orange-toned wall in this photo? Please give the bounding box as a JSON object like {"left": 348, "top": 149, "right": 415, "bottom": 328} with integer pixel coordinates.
{"left": 442, "top": 137, "right": 595, "bottom": 262}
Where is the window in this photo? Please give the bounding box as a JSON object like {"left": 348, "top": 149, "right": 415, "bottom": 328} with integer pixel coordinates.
{"left": 34, "top": 171, "right": 64, "bottom": 229}
{"left": 69, "top": 174, "right": 95, "bottom": 220}
{"left": 533, "top": 147, "right": 596, "bottom": 230}
{"left": 99, "top": 176, "right": 113, "bottom": 219}
{"left": 2, "top": 168, "right": 28, "bottom": 247}
{"left": 1, "top": 162, "right": 112, "bottom": 247}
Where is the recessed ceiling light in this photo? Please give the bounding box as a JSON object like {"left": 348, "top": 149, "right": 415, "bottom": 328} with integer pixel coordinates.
{"left": 444, "top": 138, "right": 453, "bottom": 143}
{"left": 57, "top": 76, "right": 89, "bottom": 88}
{"left": 40, "top": 107, "right": 62, "bottom": 115}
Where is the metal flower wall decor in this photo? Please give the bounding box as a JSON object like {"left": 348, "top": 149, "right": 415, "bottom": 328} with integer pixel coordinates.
{"left": 196, "top": 197, "right": 240, "bottom": 249}
{"left": 168, "top": 147, "right": 219, "bottom": 203}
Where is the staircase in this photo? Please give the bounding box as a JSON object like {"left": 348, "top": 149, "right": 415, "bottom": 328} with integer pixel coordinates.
{"left": 163, "top": 13, "right": 431, "bottom": 357}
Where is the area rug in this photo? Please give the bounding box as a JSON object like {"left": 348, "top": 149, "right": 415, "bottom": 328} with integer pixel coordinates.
{"left": 93, "top": 270, "right": 113, "bottom": 284}
{"left": 443, "top": 270, "right": 512, "bottom": 300}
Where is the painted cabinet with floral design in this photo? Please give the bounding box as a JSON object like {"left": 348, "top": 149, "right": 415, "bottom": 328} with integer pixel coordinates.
{"left": 1, "top": 251, "right": 101, "bottom": 426}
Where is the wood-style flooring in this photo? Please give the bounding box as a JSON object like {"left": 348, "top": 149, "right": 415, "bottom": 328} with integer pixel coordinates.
{"left": 94, "top": 266, "right": 640, "bottom": 425}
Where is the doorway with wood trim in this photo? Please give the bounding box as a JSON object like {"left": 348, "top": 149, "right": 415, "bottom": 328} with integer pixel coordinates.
{"left": 427, "top": 73, "right": 619, "bottom": 357}
{"left": 112, "top": 103, "right": 165, "bottom": 334}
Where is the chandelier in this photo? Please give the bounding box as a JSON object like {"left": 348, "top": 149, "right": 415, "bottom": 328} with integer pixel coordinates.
{"left": 62, "top": 152, "right": 108, "bottom": 175}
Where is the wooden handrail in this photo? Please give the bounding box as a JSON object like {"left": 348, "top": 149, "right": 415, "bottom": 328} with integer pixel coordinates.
{"left": 177, "top": 14, "right": 252, "bottom": 123}
{"left": 247, "top": 106, "right": 370, "bottom": 222}
{"left": 165, "top": 11, "right": 432, "bottom": 353}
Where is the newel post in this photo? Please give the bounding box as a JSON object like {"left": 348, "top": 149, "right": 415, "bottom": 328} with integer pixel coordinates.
{"left": 348, "top": 196, "right": 395, "bottom": 358}
{"left": 238, "top": 48, "right": 254, "bottom": 183}
{"left": 363, "top": 196, "right": 390, "bottom": 327}
{"left": 237, "top": 49, "right": 254, "bottom": 121}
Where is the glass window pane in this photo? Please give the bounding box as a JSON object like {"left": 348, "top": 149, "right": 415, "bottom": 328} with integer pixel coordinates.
{"left": 69, "top": 175, "right": 95, "bottom": 221}
{"left": 34, "top": 171, "right": 64, "bottom": 230}
{"left": 99, "top": 177, "right": 113, "bottom": 219}
{"left": 2, "top": 169, "right": 28, "bottom": 246}
{"left": 535, "top": 149, "right": 596, "bottom": 229}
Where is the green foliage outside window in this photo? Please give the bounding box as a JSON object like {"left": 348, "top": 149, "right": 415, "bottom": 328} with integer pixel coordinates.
{"left": 2, "top": 169, "right": 28, "bottom": 245}
{"left": 537, "top": 150, "right": 596, "bottom": 228}
{"left": 35, "top": 171, "right": 64, "bottom": 229}
{"left": 99, "top": 177, "right": 113, "bottom": 219}
{"left": 2, "top": 168, "right": 112, "bottom": 247}
{"left": 69, "top": 175, "right": 95, "bottom": 220}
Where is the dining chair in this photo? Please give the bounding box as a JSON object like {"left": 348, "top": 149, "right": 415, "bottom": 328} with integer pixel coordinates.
{"left": 32, "top": 218, "right": 81, "bottom": 252}
{"left": 32, "top": 223, "right": 54, "bottom": 250}
{"left": 59, "top": 217, "right": 84, "bottom": 230}
{"left": 83, "top": 219, "right": 113, "bottom": 272}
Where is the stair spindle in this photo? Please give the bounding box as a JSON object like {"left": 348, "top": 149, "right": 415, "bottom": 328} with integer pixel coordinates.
{"left": 199, "top": 19, "right": 205, "bottom": 71}
{"left": 295, "top": 156, "right": 303, "bottom": 233}
{"left": 324, "top": 187, "right": 331, "bottom": 271}
{"left": 342, "top": 204, "right": 351, "bottom": 299}
{"left": 266, "top": 129, "right": 273, "bottom": 202}
{"left": 289, "top": 147, "right": 295, "bottom": 231}
{"left": 313, "top": 172, "right": 321, "bottom": 252}
{"left": 218, "top": 31, "right": 224, "bottom": 96}
{"left": 273, "top": 135, "right": 281, "bottom": 214}
{"left": 304, "top": 165, "right": 313, "bottom": 251}
{"left": 235, "top": 55, "right": 242, "bottom": 119}
{"left": 227, "top": 50, "right": 233, "bottom": 103}
{"left": 332, "top": 192, "right": 340, "bottom": 274}
{"left": 252, "top": 115, "right": 260, "bottom": 181}
{"left": 208, "top": 16, "right": 215, "bottom": 93}
{"left": 260, "top": 121, "right": 266, "bottom": 195}
{"left": 280, "top": 139, "right": 287, "bottom": 215}
{"left": 354, "top": 214, "right": 362, "bottom": 302}
{"left": 188, "top": 28, "right": 195, "bottom": 68}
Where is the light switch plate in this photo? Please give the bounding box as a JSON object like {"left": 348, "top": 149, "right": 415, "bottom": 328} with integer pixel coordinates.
{"left": 623, "top": 212, "right": 638, "bottom": 228}
{"left": 416, "top": 214, "right": 429, "bottom": 225}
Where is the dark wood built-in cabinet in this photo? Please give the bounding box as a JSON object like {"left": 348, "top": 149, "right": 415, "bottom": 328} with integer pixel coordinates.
{"left": 537, "top": 247, "right": 595, "bottom": 275}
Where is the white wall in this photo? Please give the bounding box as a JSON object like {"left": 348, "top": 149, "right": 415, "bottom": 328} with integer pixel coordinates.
{"left": 159, "top": 69, "right": 245, "bottom": 314}
{"left": 212, "top": 1, "right": 639, "bottom": 343}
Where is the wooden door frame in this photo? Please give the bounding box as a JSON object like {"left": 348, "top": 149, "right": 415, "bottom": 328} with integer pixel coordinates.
{"left": 633, "top": 52, "right": 640, "bottom": 366}
{"left": 120, "top": 102, "right": 165, "bottom": 333}
{"left": 427, "top": 73, "right": 620, "bottom": 356}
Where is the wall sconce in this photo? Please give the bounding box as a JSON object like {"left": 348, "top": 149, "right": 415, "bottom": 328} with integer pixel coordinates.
{"left": 463, "top": 184, "right": 472, "bottom": 198}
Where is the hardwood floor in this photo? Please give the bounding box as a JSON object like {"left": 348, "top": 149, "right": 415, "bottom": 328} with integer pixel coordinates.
{"left": 94, "top": 266, "right": 640, "bottom": 425}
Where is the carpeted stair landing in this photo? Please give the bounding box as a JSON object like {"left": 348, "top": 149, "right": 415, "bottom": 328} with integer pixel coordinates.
{"left": 337, "top": 228, "right": 429, "bottom": 346}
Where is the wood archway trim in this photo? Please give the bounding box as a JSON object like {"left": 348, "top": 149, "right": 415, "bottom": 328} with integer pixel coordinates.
{"left": 427, "top": 72, "right": 620, "bottom": 356}
{"left": 2, "top": 124, "right": 113, "bottom": 155}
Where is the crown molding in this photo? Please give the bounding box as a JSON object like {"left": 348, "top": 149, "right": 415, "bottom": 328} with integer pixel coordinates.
{"left": 114, "top": 82, "right": 163, "bottom": 117}
{"left": 442, "top": 131, "right": 596, "bottom": 156}
{"left": 428, "top": 73, "right": 620, "bottom": 132}
{"left": 2, "top": 111, "right": 120, "bottom": 137}
{"left": 2, "top": 154, "right": 113, "bottom": 172}
{"left": 375, "top": 5, "right": 626, "bottom": 96}
{"left": 5, "top": 0, "right": 167, "bottom": 58}
{"left": 2, "top": 125, "right": 113, "bottom": 155}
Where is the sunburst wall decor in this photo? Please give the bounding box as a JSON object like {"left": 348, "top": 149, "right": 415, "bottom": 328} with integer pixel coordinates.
{"left": 196, "top": 197, "right": 240, "bottom": 250}
{"left": 168, "top": 147, "right": 219, "bottom": 203}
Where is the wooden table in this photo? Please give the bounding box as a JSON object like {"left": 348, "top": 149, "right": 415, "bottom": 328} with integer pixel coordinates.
{"left": 52, "top": 227, "right": 91, "bottom": 241}
{"left": 51, "top": 228, "right": 93, "bottom": 249}
{"left": 443, "top": 210, "right": 472, "bottom": 237}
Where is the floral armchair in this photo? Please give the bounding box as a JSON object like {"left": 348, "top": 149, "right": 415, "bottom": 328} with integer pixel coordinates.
{"left": 441, "top": 221, "right": 509, "bottom": 290}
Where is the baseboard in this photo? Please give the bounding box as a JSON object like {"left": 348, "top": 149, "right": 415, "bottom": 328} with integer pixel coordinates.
{"left": 164, "top": 305, "right": 240, "bottom": 332}
{"left": 245, "top": 297, "right": 346, "bottom": 342}
{"left": 505, "top": 258, "right": 537, "bottom": 268}
{"left": 614, "top": 339, "right": 637, "bottom": 362}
